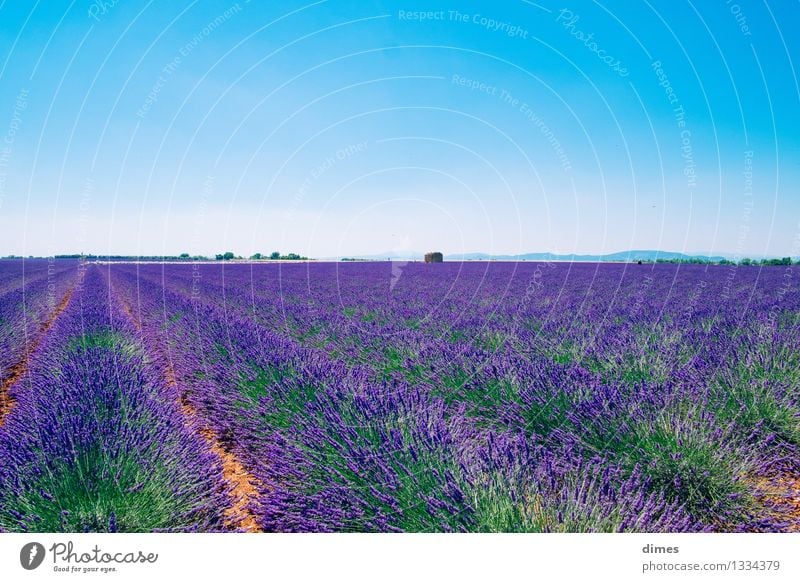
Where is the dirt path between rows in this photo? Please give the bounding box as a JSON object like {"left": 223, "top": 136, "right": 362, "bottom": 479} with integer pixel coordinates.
{"left": 0, "top": 288, "right": 74, "bottom": 427}
{"left": 116, "top": 287, "right": 263, "bottom": 532}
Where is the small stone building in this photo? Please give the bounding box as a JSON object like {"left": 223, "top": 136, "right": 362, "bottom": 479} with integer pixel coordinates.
{"left": 424, "top": 252, "right": 443, "bottom": 263}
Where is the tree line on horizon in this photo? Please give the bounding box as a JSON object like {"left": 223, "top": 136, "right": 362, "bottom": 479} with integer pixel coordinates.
{"left": 0, "top": 254, "right": 794, "bottom": 266}
{"left": 643, "top": 257, "right": 794, "bottom": 266}
{"left": 14, "top": 251, "right": 312, "bottom": 261}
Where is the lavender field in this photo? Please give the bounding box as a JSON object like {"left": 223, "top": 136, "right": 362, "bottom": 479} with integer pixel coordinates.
{"left": 0, "top": 260, "right": 798, "bottom": 532}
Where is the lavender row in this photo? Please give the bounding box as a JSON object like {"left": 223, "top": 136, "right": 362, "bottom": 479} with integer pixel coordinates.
{"left": 0, "top": 266, "right": 230, "bottom": 532}
{"left": 0, "top": 261, "right": 77, "bottom": 384}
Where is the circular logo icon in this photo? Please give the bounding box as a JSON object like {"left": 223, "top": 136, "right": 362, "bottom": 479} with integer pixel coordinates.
{"left": 20, "top": 542, "right": 46, "bottom": 570}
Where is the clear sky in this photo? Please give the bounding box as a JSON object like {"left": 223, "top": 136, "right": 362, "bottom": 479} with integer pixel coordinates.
{"left": 0, "top": 0, "right": 798, "bottom": 258}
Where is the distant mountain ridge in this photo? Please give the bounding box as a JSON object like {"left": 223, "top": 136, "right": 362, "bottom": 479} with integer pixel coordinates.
{"left": 330, "top": 250, "right": 730, "bottom": 262}
{"left": 445, "top": 250, "right": 728, "bottom": 262}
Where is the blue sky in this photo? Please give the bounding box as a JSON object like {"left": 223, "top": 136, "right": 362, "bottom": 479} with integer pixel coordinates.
{"left": 0, "top": 0, "right": 798, "bottom": 258}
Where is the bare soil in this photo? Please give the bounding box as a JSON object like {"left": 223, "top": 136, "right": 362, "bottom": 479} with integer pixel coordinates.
{"left": 754, "top": 473, "right": 800, "bottom": 532}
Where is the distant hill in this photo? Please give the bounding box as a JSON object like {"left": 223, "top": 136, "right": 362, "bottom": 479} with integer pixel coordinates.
{"left": 325, "top": 250, "right": 728, "bottom": 262}
{"left": 444, "top": 250, "right": 727, "bottom": 262}
{"left": 321, "top": 251, "right": 426, "bottom": 261}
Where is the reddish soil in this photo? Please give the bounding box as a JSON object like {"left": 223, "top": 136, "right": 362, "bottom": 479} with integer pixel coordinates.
{"left": 119, "top": 298, "right": 142, "bottom": 330}
{"left": 0, "top": 288, "right": 74, "bottom": 427}
{"left": 754, "top": 474, "right": 800, "bottom": 532}
{"left": 115, "top": 286, "right": 263, "bottom": 532}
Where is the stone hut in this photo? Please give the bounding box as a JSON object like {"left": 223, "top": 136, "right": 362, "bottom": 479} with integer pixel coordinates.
{"left": 424, "top": 252, "right": 443, "bottom": 263}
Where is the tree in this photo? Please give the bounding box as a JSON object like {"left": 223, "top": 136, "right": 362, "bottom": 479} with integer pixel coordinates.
{"left": 179, "top": 253, "right": 190, "bottom": 259}
{"left": 215, "top": 254, "right": 224, "bottom": 261}
{"left": 223, "top": 252, "right": 235, "bottom": 261}
{"left": 270, "top": 251, "right": 281, "bottom": 260}
{"left": 251, "top": 253, "right": 262, "bottom": 260}
{"left": 759, "top": 257, "right": 792, "bottom": 266}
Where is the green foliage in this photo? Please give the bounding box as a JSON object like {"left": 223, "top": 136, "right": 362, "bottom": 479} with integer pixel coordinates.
{"left": 613, "top": 405, "right": 755, "bottom": 522}
{"left": 296, "top": 404, "right": 469, "bottom": 532}
{"left": 712, "top": 346, "right": 800, "bottom": 449}
{"left": 761, "top": 257, "right": 792, "bottom": 266}
{"left": 67, "top": 331, "right": 139, "bottom": 356}
{"left": 266, "top": 251, "right": 307, "bottom": 260}
{"left": 236, "top": 363, "right": 298, "bottom": 415}
{"left": 738, "top": 257, "right": 793, "bottom": 266}
{"left": 9, "top": 448, "right": 180, "bottom": 532}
